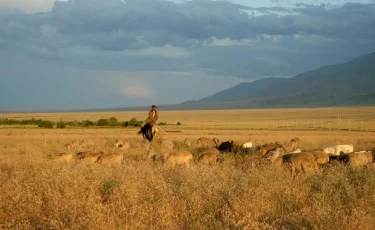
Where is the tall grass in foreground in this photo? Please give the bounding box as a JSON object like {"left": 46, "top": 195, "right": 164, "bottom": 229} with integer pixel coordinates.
{"left": 1, "top": 144, "right": 375, "bottom": 230}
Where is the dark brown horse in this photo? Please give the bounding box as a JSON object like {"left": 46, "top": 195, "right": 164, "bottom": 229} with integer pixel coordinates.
{"left": 139, "top": 123, "right": 154, "bottom": 142}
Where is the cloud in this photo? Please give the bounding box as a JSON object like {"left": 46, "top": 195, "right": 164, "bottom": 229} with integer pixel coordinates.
{"left": 121, "top": 85, "right": 154, "bottom": 97}
{"left": 207, "top": 37, "right": 251, "bottom": 46}
{"left": 122, "top": 45, "right": 191, "bottom": 58}
{"left": 0, "top": 0, "right": 54, "bottom": 13}
{"left": 1, "top": 0, "right": 375, "bottom": 110}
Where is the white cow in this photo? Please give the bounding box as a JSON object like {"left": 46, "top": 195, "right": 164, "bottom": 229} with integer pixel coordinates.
{"left": 323, "top": 144, "right": 354, "bottom": 156}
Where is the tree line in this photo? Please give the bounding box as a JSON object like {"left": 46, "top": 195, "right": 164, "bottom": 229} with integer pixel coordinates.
{"left": 0, "top": 117, "right": 181, "bottom": 129}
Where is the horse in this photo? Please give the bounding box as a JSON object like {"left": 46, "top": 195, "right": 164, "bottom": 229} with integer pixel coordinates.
{"left": 139, "top": 123, "right": 154, "bottom": 142}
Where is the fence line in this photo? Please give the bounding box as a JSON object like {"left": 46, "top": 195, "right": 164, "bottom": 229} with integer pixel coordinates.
{"left": 262, "top": 119, "right": 373, "bottom": 132}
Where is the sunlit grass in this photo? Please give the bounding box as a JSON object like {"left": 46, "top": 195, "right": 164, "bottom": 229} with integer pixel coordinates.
{"left": 1, "top": 108, "right": 375, "bottom": 229}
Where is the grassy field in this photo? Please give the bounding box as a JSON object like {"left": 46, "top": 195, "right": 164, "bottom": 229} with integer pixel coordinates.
{"left": 1, "top": 107, "right": 375, "bottom": 229}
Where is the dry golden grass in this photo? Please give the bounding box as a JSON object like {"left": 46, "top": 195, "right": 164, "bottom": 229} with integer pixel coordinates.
{"left": 1, "top": 108, "right": 375, "bottom": 229}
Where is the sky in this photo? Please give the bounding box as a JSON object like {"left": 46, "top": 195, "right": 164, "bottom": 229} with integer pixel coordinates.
{"left": 1, "top": 0, "right": 375, "bottom": 111}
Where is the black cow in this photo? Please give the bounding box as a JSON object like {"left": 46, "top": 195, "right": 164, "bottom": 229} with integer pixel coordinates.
{"left": 138, "top": 123, "right": 154, "bottom": 142}
{"left": 217, "top": 141, "right": 234, "bottom": 153}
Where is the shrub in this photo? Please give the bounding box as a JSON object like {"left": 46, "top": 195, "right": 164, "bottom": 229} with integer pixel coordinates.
{"left": 82, "top": 120, "right": 95, "bottom": 127}
{"left": 66, "top": 120, "right": 79, "bottom": 127}
{"left": 20, "top": 118, "right": 42, "bottom": 125}
{"left": 56, "top": 119, "right": 66, "bottom": 129}
{"left": 108, "top": 117, "right": 118, "bottom": 126}
{"left": 38, "top": 120, "right": 54, "bottom": 129}
{"left": 97, "top": 119, "right": 109, "bottom": 127}
{"left": 99, "top": 180, "right": 120, "bottom": 204}
{"left": 0, "top": 118, "right": 21, "bottom": 125}
{"left": 177, "top": 122, "right": 181, "bottom": 126}
{"left": 157, "top": 122, "right": 167, "bottom": 126}
{"left": 124, "top": 118, "right": 143, "bottom": 127}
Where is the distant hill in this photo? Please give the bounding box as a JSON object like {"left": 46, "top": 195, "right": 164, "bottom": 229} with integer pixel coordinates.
{"left": 191, "top": 51, "right": 375, "bottom": 108}
{"left": 81, "top": 51, "right": 375, "bottom": 112}
{"left": 199, "top": 78, "right": 288, "bottom": 103}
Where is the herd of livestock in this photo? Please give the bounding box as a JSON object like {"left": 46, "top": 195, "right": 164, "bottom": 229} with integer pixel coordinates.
{"left": 55, "top": 136, "right": 374, "bottom": 173}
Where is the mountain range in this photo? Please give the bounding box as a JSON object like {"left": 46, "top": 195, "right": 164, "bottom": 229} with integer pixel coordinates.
{"left": 177, "top": 51, "right": 375, "bottom": 109}
{"left": 88, "top": 51, "right": 375, "bottom": 111}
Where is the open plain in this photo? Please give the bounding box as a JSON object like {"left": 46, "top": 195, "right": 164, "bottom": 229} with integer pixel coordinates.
{"left": 1, "top": 107, "right": 375, "bottom": 229}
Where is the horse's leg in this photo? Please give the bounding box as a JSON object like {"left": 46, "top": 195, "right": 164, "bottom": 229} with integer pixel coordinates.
{"left": 146, "top": 129, "right": 152, "bottom": 142}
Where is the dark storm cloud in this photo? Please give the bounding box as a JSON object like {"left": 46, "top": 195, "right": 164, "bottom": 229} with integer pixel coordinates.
{"left": 2, "top": 1, "right": 375, "bottom": 60}
{"left": 1, "top": 0, "right": 375, "bottom": 111}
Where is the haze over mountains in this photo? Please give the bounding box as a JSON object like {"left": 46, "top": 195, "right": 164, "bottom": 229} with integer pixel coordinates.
{"left": 190, "top": 51, "right": 375, "bottom": 109}
{"left": 112, "top": 51, "right": 375, "bottom": 111}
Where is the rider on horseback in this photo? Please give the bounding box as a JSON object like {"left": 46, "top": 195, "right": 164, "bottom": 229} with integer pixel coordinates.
{"left": 138, "top": 105, "right": 158, "bottom": 135}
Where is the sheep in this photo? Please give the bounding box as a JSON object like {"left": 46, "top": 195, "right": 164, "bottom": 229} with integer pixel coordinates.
{"left": 265, "top": 148, "right": 284, "bottom": 165}
{"left": 289, "top": 149, "right": 302, "bottom": 154}
{"left": 290, "top": 137, "right": 301, "bottom": 151}
{"left": 283, "top": 152, "right": 318, "bottom": 174}
{"left": 183, "top": 138, "right": 196, "bottom": 147}
{"left": 217, "top": 141, "right": 234, "bottom": 153}
{"left": 114, "top": 139, "right": 124, "bottom": 148}
{"left": 183, "top": 137, "right": 217, "bottom": 148}
{"left": 54, "top": 152, "right": 75, "bottom": 164}
{"left": 354, "top": 151, "right": 373, "bottom": 163}
{"left": 119, "top": 142, "right": 131, "bottom": 151}
{"left": 310, "top": 151, "right": 330, "bottom": 165}
{"left": 260, "top": 142, "right": 286, "bottom": 156}
{"left": 75, "top": 151, "right": 104, "bottom": 164}
{"left": 160, "top": 139, "right": 174, "bottom": 150}
{"left": 341, "top": 151, "right": 373, "bottom": 168}
{"left": 105, "top": 138, "right": 130, "bottom": 150}
{"left": 323, "top": 144, "right": 354, "bottom": 156}
{"left": 65, "top": 139, "right": 94, "bottom": 151}
{"left": 241, "top": 138, "right": 253, "bottom": 149}
{"left": 198, "top": 151, "right": 218, "bottom": 165}
{"left": 197, "top": 137, "right": 217, "bottom": 148}
{"left": 146, "top": 149, "right": 161, "bottom": 161}
{"left": 164, "top": 151, "right": 193, "bottom": 167}
{"left": 212, "top": 138, "right": 220, "bottom": 146}
{"left": 96, "top": 153, "right": 123, "bottom": 166}
{"left": 117, "top": 139, "right": 131, "bottom": 150}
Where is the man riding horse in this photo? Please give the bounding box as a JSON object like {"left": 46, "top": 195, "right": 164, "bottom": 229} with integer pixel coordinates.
{"left": 138, "top": 105, "right": 158, "bottom": 141}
